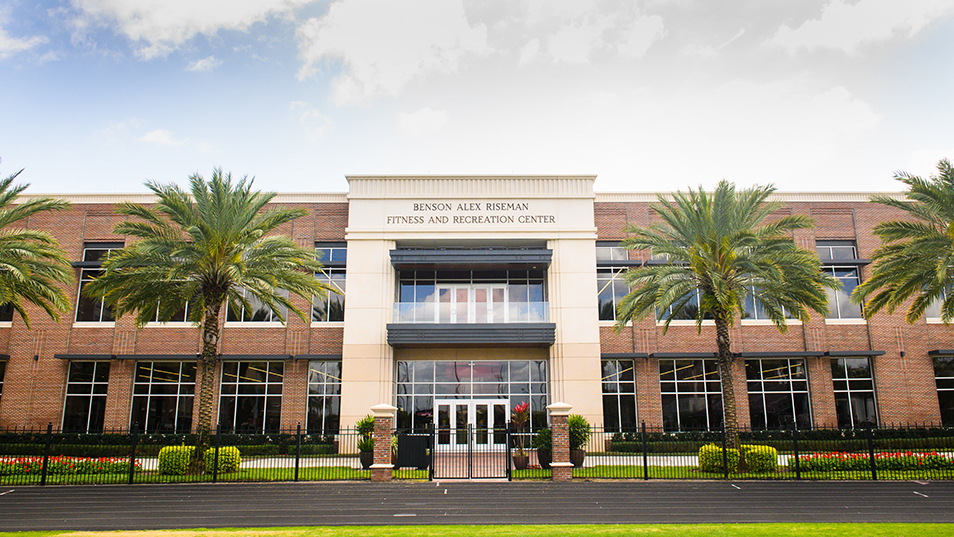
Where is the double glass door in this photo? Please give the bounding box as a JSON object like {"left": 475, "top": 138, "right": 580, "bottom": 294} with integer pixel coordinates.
{"left": 437, "top": 286, "right": 506, "bottom": 324}
{"left": 435, "top": 399, "right": 508, "bottom": 449}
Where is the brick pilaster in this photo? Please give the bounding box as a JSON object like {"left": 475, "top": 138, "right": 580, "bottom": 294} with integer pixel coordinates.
{"left": 548, "top": 402, "right": 572, "bottom": 482}
{"left": 370, "top": 403, "right": 396, "bottom": 482}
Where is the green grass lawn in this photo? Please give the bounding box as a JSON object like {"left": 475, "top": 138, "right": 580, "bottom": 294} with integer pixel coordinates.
{"left": 2, "top": 524, "right": 954, "bottom": 537}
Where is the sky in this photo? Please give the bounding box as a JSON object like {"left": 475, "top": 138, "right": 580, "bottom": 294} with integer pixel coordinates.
{"left": 2, "top": 0, "right": 954, "bottom": 194}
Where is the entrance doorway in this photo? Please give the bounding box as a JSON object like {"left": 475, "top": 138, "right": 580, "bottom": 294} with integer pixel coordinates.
{"left": 432, "top": 399, "right": 510, "bottom": 479}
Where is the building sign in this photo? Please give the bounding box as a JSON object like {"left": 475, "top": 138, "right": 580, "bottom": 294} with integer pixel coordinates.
{"left": 386, "top": 201, "right": 557, "bottom": 226}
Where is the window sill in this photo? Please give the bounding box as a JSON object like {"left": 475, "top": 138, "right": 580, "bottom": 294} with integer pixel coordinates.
{"left": 224, "top": 322, "right": 286, "bottom": 328}
{"left": 72, "top": 322, "right": 116, "bottom": 328}
{"left": 310, "top": 322, "right": 345, "bottom": 327}
{"left": 658, "top": 320, "right": 715, "bottom": 326}
{"left": 0, "top": 322, "right": 11, "bottom": 328}
{"left": 825, "top": 318, "right": 867, "bottom": 325}
{"left": 740, "top": 319, "right": 803, "bottom": 326}
{"left": 926, "top": 318, "right": 948, "bottom": 325}
{"left": 143, "top": 322, "right": 196, "bottom": 328}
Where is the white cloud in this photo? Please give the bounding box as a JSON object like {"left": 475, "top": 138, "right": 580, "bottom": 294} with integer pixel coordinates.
{"left": 616, "top": 15, "right": 665, "bottom": 58}
{"left": 398, "top": 107, "right": 449, "bottom": 137}
{"left": 71, "top": 0, "right": 312, "bottom": 59}
{"left": 187, "top": 55, "right": 221, "bottom": 71}
{"left": 296, "top": 0, "right": 491, "bottom": 105}
{"left": 769, "top": 0, "right": 954, "bottom": 54}
{"left": 518, "top": 39, "right": 540, "bottom": 65}
{"left": 0, "top": 25, "right": 48, "bottom": 59}
{"left": 290, "top": 101, "right": 332, "bottom": 142}
{"left": 140, "top": 129, "right": 187, "bottom": 146}
{"left": 905, "top": 148, "right": 954, "bottom": 179}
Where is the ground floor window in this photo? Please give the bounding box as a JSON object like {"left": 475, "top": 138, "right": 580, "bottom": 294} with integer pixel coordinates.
{"left": 307, "top": 360, "right": 341, "bottom": 433}
{"left": 831, "top": 357, "right": 877, "bottom": 427}
{"left": 395, "top": 360, "right": 548, "bottom": 432}
{"left": 934, "top": 356, "right": 954, "bottom": 426}
{"left": 602, "top": 359, "right": 637, "bottom": 431}
{"left": 0, "top": 360, "right": 5, "bottom": 407}
{"left": 219, "top": 361, "right": 283, "bottom": 433}
{"left": 746, "top": 359, "right": 811, "bottom": 429}
{"left": 659, "top": 359, "right": 722, "bottom": 431}
{"left": 63, "top": 361, "right": 110, "bottom": 433}
{"left": 130, "top": 361, "right": 195, "bottom": 433}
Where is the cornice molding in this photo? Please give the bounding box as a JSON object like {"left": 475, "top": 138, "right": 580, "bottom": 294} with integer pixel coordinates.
{"left": 347, "top": 175, "right": 597, "bottom": 199}
{"left": 18, "top": 193, "right": 349, "bottom": 204}
{"left": 596, "top": 192, "right": 907, "bottom": 203}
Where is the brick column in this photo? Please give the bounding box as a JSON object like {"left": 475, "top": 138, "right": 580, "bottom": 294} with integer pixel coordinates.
{"left": 370, "top": 403, "right": 396, "bottom": 482}
{"left": 548, "top": 402, "right": 572, "bottom": 482}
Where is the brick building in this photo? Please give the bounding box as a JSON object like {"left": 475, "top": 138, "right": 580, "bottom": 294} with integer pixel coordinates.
{"left": 0, "top": 175, "right": 952, "bottom": 439}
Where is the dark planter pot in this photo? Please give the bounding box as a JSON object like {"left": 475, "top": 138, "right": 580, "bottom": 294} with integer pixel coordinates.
{"left": 536, "top": 448, "right": 551, "bottom": 469}
{"left": 359, "top": 451, "right": 373, "bottom": 470}
{"left": 570, "top": 449, "right": 586, "bottom": 468}
{"left": 513, "top": 453, "right": 529, "bottom": 471}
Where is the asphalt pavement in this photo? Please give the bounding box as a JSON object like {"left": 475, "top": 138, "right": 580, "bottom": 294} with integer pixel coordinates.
{"left": 0, "top": 480, "right": 952, "bottom": 531}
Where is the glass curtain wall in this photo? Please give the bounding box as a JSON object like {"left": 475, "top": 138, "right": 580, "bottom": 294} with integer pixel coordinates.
{"left": 62, "top": 362, "right": 110, "bottom": 432}
{"left": 307, "top": 360, "right": 341, "bottom": 433}
{"left": 218, "top": 361, "right": 283, "bottom": 433}
{"left": 934, "top": 356, "right": 954, "bottom": 426}
{"left": 601, "top": 359, "right": 637, "bottom": 431}
{"left": 659, "top": 359, "right": 723, "bottom": 431}
{"left": 831, "top": 357, "right": 877, "bottom": 427}
{"left": 746, "top": 359, "right": 811, "bottom": 429}
{"left": 130, "top": 361, "right": 195, "bottom": 433}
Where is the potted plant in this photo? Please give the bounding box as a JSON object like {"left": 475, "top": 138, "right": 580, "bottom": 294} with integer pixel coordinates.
{"left": 356, "top": 414, "right": 375, "bottom": 470}
{"left": 510, "top": 401, "right": 530, "bottom": 470}
{"left": 532, "top": 427, "right": 552, "bottom": 469}
{"left": 569, "top": 414, "right": 591, "bottom": 467}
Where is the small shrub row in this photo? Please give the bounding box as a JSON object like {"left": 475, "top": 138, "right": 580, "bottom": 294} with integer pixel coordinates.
{"left": 792, "top": 451, "right": 954, "bottom": 472}
{"left": 697, "top": 444, "right": 779, "bottom": 473}
{"left": 0, "top": 456, "right": 138, "bottom": 476}
{"left": 157, "top": 446, "right": 242, "bottom": 475}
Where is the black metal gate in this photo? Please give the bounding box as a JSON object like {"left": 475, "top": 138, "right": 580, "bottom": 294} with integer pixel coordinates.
{"left": 429, "top": 424, "right": 511, "bottom": 480}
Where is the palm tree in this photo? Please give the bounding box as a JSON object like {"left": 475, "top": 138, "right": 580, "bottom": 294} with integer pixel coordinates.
{"left": 853, "top": 158, "right": 954, "bottom": 323}
{"left": 0, "top": 168, "right": 73, "bottom": 327}
{"left": 615, "top": 180, "right": 837, "bottom": 448}
{"left": 85, "top": 169, "right": 331, "bottom": 468}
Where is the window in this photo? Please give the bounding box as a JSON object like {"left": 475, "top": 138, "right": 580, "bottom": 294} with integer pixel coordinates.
{"left": 596, "top": 241, "right": 628, "bottom": 262}
{"left": 831, "top": 357, "right": 877, "bottom": 427}
{"left": 227, "top": 288, "right": 288, "bottom": 323}
{"left": 0, "top": 303, "right": 12, "bottom": 323}
{"left": 0, "top": 361, "right": 5, "bottom": 406}
{"left": 395, "top": 360, "right": 549, "bottom": 432}
{"left": 395, "top": 269, "right": 546, "bottom": 324}
{"left": 307, "top": 360, "right": 341, "bottom": 433}
{"left": 313, "top": 269, "right": 345, "bottom": 322}
{"left": 658, "top": 290, "right": 712, "bottom": 322}
{"left": 817, "top": 241, "right": 863, "bottom": 320}
{"left": 315, "top": 244, "right": 347, "bottom": 265}
{"left": 659, "top": 359, "right": 722, "bottom": 431}
{"left": 75, "top": 243, "right": 122, "bottom": 322}
{"left": 743, "top": 287, "right": 795, "bottom": 321}
{"left": 816, "top": 241, "right": 858, "bottom": 261}
{"left": 63, "top": 361, "right": 110, "bottom": 432}
{"left": 218, "top": 361, "right": 283, "bottom": 433}
{"left": 925, "top": 290, "right": 948, "bottom": 320}
{"left": 602, "top": 359, "right": 637, "bottom": 431}
{"left": 746, "top": 359, "right": 811, "bottom": 429}
{"left": 933, "top": 356, "right": 954, "bottom": 426}
{"left": 150, "top": 303, "right": 190, "bottom": 323}
{"left": 130, "top": 362, "right": 195, "bottom": 433}
{"left": 597, "top": 268, "right": 629, "bottom": 321}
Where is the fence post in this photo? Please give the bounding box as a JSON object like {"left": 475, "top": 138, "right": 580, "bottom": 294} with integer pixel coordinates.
{"left": 641, "top": 421, "right": 649, "bottom": 481}
{"left": 40, "top": 422, "right": 52, "bottom": 486}
{"left": 294, "top": 423, "right": 302, "bottom": 482}
{"left": 128, "top": 422, "right": 139, "bottom": 485}
{"left": 506, "top": 422, "right": 512, "bottom": 482}
{"left": 866, "top": 421, "right": 877, "bottom": 480}
{"left": 721, "top": 422, "right": 729, "bottom": 480}
{"left": 212, "top": 423, "right": 221, "bottom": 484}
{"left": 428, "top": 422, "right": 435, "bottom": 481}
{"left": 792, "top": 425, "right": 800, "bottom": 481}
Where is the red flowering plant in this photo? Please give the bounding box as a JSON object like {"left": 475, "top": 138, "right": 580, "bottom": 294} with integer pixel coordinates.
{"left": 511, "top": 401, "right": 531, "bottom": 456}
{"left": 791, "top": 451, "right": 954, "bottom": 473}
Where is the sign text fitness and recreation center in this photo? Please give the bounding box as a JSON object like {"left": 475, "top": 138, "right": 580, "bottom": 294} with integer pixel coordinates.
{"left": 386, "top": 201, "right": 556, "bottom": 226}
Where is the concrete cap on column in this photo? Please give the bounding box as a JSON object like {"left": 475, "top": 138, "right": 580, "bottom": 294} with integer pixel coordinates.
{"left": 547, "top": 402, "right": 572, "bottom": 416}
{"left": 371, "top": 403, "right": 397, "bottom": 418}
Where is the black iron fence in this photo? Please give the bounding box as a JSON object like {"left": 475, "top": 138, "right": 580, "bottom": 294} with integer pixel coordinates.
{"left": 511, "top": 423, "right": 954, "bottom": 481}
{"left": 0, "top": 424, "right": 378, "bottom": 485}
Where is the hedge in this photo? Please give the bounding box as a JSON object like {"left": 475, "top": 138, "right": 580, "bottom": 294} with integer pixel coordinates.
{"left": 204, "top": 446, "right": 241, "bottom": 473}
{"left": 741, "top": 444, "right": 778, "bottom": 472}
{"left": 0, "top": 456, "right": 136, "bottom": 476}
{"left": 698, "top": 444, "right": 740, "bottom": 473}
{"left": 791, "top": 451, "right": 954, "bottom": 472}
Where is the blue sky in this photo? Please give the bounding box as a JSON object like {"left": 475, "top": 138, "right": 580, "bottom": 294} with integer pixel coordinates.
{"left": 2, "top": 0, "right": 954, "bottom": 194}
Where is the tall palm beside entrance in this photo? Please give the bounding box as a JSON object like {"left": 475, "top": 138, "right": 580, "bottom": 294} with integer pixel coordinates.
{"left": 85, "top": 169, "right": 331, "bottom": 466}
{"left": 853, "top": 159, "right": 954, "bottom": 323}
{"left": 614, "top": 181, "right": 836, "bottom": 448}
{"left": 0, "top": 169, "right": 73, "bottom": 327}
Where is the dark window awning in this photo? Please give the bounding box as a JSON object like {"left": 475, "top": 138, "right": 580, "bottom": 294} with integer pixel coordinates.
{"left": 294, "top": 354, "right": 342, "bottom": 361}
{"left": 390, "top": 248, "right": 551, "bottom": 270}
{"left": 0, "top": 354, "right": 9, "bottom": 361}
{"left": 826, "top": 350, "right": 885, "bottom": 357}
{"left": 929, "top": 350, "right": 954, "bottom": 356}
{"left": 601, "top": 352, "right": 650, "bottom": 359}
{"left": 115, "top": 354, "right": 199, "bottom": 361}
{"left": 221, "top": 354, "right": 292, "bottom": 361}
{"left": 54, "top": 354, "right": 114, "bottom": 360}
{"left": 739, "top": 351, "right": 826, "bottom": 358}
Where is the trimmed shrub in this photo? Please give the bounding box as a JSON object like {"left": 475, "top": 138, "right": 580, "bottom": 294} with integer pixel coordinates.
{"left": 204, "top": 446, "right": 241, "bottom": 473}
{"left": 568, "top": 415, "right": 591, "bottom": 450}
{"left": 532, "top": 428, "right": 552, "bottom": 451}
{"left": 741, "top": 444, "right": 778, "bottom": 472}
{"left": 698, "top": 444, "right": 740, "bottom": 473}
{"left": 158, "top": 446, "right": 194, "bottom": 475}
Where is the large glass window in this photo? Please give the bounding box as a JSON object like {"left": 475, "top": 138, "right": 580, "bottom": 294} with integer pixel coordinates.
{"left": 659, "top": 359, "right": 722, "bottom": 431}
{"left": 746, "top": 359, "right": 811, "bottom": 429}
{"left": 831, "top": 357, "right": 877, "bottom": 427}
{"left": 597, "top": 268, "right": 629, "bottom": 321}
{"left": 75, "top": 243, "right": 122, "bottom": 322}
{"left": 0, "top": 303, "right": 13, "bottom": 322}
{"left": 307, "top": 360, "right": 341, "bottom": 433}
{"left": 63, "top": 361, "right": 110, "bottom": 432}
{"left": 925, "top": 290, "right": 948, "bottom": 320}
{"left": 934, "top": 356, "right": 954, "bottom": 426}
{"left": 743, "top": 287, "right": 795, "bottom": 321}
{"left": 395, "top": 269, "right": 546, "bottom": 324}
{"left": 227, "top": 288, "right": 288, "bottom": 323}
{"left": 818, "top": 241, "right": 863, "bottom": 320}
{"left": 130, "top": 362, "right": 195, "bottom": 433}
{"left": 395, "top": 360, "right": 549, "bottom": 432}
{"left": 602, "top": 359, "right": 637, "bottom": 431}
{"left": 0, "top": 361, "right": 5, "bottom": 406}
{"left": 596, "top": 241, "right": 628, "bottom": 262}
{"left": 658, "top": 290, "right": 712, "bottom": 322}
{"left": 313, "top": 268, "right": 345, "bottom": 322}
{"left": 218, "top": 361, "right": 283, "bottom": 433}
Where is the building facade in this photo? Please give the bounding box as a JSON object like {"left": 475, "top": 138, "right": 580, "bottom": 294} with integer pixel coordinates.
{"left": 0, "top": 175, "right": 952, "bottom": 437}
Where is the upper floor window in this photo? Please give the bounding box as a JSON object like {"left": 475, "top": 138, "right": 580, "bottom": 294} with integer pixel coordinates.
{"left": 313, "top": 243, "right": 346, "bottom": 323}
{"left": 925, "top": 290, "right": 948, "bottom": 320}
{"left": 0, "top": 303, "right": 13, "bottom": 323}
{"left": 75, "top": 242, "right": 123, "bottom": 322}
{"left": 597, "top": 267, "right": 629, "bottom": 321}
{"left": 395, "top": 269, "right": 546, "bottom": 324}
{"left": 743, "top": 287, "right": 795, "bottom": 321}
{"left": 596, "top": 241, "right": 628, "bottom": 262}
{"left": 658, "top": 289, "right": 713, "bottom": 322}
{"left": 227, "top": 288, "right": 288, "bottom": 323}
{"left": 818, "top": 241, "right": 863, "bottom": 320}
{"left": 315, "top": 243, "right": 347, "bottom": 265}
{"left": 816, "top": 240, "right": 857, "bottom": 261}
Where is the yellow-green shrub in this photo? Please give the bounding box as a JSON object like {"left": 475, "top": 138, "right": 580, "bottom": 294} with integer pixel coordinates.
{"left": 204, "top": 446, "right": 242, "bottom": 473}
{"left": 698, "top": 443, "right": 740, "bottom": 473}
{"left": 158, "top": 446, "right": 195, "bottom": 475}
{"left": 741, "top": 444, "right": 778, "bottom": 473}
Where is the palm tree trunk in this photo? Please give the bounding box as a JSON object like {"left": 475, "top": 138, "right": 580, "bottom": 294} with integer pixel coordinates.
{"left": 714, "top": 313, "right": 740, "bottom": 451}
{"left": 192, "top": 301, "right": 222, "bottom": 473}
